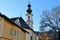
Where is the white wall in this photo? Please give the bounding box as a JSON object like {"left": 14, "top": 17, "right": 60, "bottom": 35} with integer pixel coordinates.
{"left": 25, "top": 29, "right": 37, "bottom": 40}
{"left": 26, "top": 33, "right": 31, "bottom": 40}
{"left": 25, "top": 29, "right": 33, "bottom": 40}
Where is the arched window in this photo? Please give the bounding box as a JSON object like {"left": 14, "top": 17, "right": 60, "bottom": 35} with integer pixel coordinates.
{"left": 31, "top": 36, "right": 32, "bottom": 40}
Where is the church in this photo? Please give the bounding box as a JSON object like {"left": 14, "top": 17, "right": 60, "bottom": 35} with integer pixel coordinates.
{"left": 0, "top": 0, "right": 40, "bottom": 40}
{"left": 10, "top": 0, "right": 40, "bottom": 40}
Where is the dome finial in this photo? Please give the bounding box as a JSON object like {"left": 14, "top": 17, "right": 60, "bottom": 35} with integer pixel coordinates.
{"left": 26, "top": 0, "right": 32, "bottom": 14}
{"left": 28, "top": 0, "right": 31, "bottom": 7}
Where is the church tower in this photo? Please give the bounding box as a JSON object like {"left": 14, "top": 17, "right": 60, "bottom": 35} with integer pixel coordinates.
{"left": 26, "top": 0, "right": 33, "bottom": 28}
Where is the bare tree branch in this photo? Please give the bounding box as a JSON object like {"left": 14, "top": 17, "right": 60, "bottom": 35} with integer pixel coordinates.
{"left": 40, "top": 6, "right": 60, "bottom": 32}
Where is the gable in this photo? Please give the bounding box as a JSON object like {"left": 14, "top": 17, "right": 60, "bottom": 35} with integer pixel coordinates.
{"left": 15, "top": 19, "right": 21, "bottom": 26}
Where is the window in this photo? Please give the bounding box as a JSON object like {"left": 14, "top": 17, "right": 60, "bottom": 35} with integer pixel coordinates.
{"left": 28, "top": 16, "right": 30, "bottom": 19}
{"left": 14, "top": 30, "right": 16, "bottom": 36}
{"left": 17, "top": 31, "right": 18, "bottom": 36}
{"left": 10, "top": 29, "right": 12, "bottom": 35}
{"left": 28, "top": 16, "right": 30, "bottom": 21}
{"left": 31, "top": 36, "right": 32, "bottom": 40}
{"left": 28, "top": 23, "right": 30, "bottom": 25}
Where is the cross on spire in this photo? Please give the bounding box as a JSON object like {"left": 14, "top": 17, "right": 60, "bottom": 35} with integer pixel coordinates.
{"left": 29, "top": 0, "right": 30, "bottom": 4}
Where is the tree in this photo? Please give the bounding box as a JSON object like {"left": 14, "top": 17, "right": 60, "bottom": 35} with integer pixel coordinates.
{"left": 40, "top": 6, "right": 60, "bottom": 40}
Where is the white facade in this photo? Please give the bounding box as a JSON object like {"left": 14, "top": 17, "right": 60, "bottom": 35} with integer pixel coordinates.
{"left": 25, "top": 29, "right": 32, "bottom": 40}
{"left": 25, "top": 29, "right": 38, "bottom": 40}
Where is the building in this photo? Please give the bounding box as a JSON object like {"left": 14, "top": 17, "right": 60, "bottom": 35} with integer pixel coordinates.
{"left": 0, "top": 13, "right": 28, "bottom": 40}
{"left": 10, "top": 0, "right": 40, "bottom": 40}
{"left": 0, "top": 0, "right": 40, "bottom": 40}
{"left": 10, "top": 16, "right": 38, "bottom": 40}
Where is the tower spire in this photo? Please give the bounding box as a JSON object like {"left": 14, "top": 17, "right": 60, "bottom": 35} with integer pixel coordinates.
{"left": 26, "top": 0, "right": 33, "bottom": 28}
{"left": 26, "top": 0, "right": 32, "bottom": 14}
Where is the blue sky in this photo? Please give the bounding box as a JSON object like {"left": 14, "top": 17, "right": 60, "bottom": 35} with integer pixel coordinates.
{"left": 0, "top": 0, "right": 60, "bottom": 31}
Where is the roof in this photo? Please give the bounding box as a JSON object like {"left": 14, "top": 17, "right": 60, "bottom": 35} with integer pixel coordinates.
{"left": 10, "top": 17, "right": 32, "bottom": 29}
{"left": 0, "top": 12, "right": 28, "bottom": 33}
{"left": 10, "top": 17, "right": 36, "bottom": 33}
{"left": 19, "top": 17, "right": 31, "bottom": 29}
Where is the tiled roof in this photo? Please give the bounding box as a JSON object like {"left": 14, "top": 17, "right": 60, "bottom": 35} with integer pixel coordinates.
{"left": 19, "top": 17, "right": 38, "bottom": 33}
{"left": 19, "top": 17, "right": 31, "bottom": 29}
